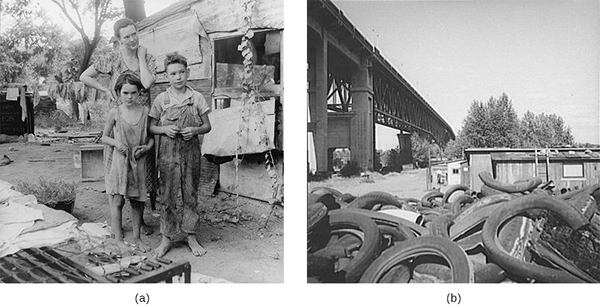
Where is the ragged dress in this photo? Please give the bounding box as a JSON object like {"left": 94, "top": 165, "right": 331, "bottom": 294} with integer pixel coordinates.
{"left": 149, "top": 87, "right": 210, "bottom": 237}
{"left": 94, "top": 49, "right": 157, "bottom": 206}
{"left": 105, "top": 106, "right": 150, "bottom": 201}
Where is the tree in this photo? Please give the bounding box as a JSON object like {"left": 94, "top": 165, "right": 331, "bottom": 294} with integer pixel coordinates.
{"left": 0, "top": 0, "right": 71, "bottom": 86}
{"left": 519, "top": 111, "right": 574, "bottom": 148}
{"left": 50, "top": 0, "right": 122, "bottom": 78}
{"left": 444, "top": 133, "right": 468, "bottom": 160}
{"left": 461, "top": 93, "right": 520, "bottom": 148}
{"left": 411, "top": 133, "right": 440, "bottom": 168}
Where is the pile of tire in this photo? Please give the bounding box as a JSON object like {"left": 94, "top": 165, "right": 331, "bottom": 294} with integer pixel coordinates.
{"left": 307, "top": 171, "right": 600, "bottom": 283}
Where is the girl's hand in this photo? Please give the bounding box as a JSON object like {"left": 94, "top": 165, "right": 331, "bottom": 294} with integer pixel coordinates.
{"left": 180, "top": 127, "right": 196, "bottom": 141}
{"left": 164, "top": 125, "right": 180, "bottom": 138}
{"left": 133, "top": 145, "right": 147, "bottom": 159}
{"left": 116, "top": 143, "right": 129, "bottom": 155}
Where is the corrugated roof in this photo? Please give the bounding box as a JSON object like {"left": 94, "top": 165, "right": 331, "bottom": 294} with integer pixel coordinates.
{"left": 491, "top": 151, "right": 600, "bottom": 162}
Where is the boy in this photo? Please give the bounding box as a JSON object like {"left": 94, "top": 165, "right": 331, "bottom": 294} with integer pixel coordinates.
{"left": 149, "top": 53, "right": 212, "bottom": 257}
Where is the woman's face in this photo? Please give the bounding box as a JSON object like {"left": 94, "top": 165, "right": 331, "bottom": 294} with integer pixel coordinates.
{"left": 119, "top": 83, "right": 139, "bottom": 105}
{"left": 118, "top": 25, "right": 139, "bottom": 51}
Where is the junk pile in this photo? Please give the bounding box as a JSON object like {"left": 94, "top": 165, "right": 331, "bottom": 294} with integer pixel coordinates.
{"left": 307, "top": 171, "right": 600, "bottom": 283}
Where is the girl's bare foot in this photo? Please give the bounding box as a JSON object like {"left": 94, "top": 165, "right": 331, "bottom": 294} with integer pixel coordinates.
{"left": 115, "top": 239, "right": 131, "bottom": 253}
{"left": 153, "top": 235, "right": 171, "bottom": 258}
{"left": 188, "top": 234, "right": 206, "bottom": 257}
{"left": 133, "top": 238, "right": 151, "bottom": 253}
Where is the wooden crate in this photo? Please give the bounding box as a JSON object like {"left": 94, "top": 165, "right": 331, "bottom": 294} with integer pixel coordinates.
{"left": 80, "top": 144, "right": 104, "bottom": 180}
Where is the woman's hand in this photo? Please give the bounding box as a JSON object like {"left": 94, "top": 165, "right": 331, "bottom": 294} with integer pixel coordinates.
{"left": 116, "top": 142, "right": 129, "bottom": 155}
{"left": 104, "top": 88, "right": 116, "bottom": 102}
{"left": 137, "top": 46, "right": 147, "bottom": 61}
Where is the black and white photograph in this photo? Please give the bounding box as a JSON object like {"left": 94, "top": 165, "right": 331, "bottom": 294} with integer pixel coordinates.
{"left": 0, "top": 0, "right": 283, "bottom": 285}
{"left": 307, "top": 0, "right": 600, "bottom": 284}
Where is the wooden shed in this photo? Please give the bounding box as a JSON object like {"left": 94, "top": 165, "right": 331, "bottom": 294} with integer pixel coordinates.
{"left": 464, "top": 148, "right": 600, "bottom": 192}
{"left": 137, "top": 0, "right": 283, "bottom": 202}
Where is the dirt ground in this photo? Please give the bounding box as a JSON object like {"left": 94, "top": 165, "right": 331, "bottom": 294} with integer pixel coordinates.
{"left": 0, "top": 129, "right": 283, "bottom": 283}
{"left": 308, "top": 168, "right": 440, "bottom": 200}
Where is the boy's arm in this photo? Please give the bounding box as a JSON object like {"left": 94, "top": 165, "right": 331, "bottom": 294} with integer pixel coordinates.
{"left": 101, "top": 109, "right": 128, "bottom": 155}
{"left": 180, "top": 112, "right": 211, "bottom": 141}
{"left": 149, "top": 117, "right": 180, "bottom": 138}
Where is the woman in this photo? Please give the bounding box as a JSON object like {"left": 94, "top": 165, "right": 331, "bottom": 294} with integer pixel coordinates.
{"left": 81, "top": 17, "right": 156, "bottom": 235}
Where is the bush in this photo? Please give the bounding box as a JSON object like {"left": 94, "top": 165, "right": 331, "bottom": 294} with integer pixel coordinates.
{"left": 16, "top": 177, "right": 78, "bottom": 207}
{"left": 339, "top": 160, "right": 362, "bottom": 178}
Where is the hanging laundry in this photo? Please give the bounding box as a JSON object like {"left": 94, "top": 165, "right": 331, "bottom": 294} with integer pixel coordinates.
{"left": 6, "top": 88, "right": 19, "bottom": 101}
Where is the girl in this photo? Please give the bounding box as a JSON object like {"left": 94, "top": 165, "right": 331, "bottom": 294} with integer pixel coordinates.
{"left": 101, "top": 72, "right": 153, "bottom": 252}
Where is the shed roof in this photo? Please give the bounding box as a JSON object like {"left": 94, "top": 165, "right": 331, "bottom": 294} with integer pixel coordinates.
{"left": 137, "top": 0, "right": 283, "bottom": 33}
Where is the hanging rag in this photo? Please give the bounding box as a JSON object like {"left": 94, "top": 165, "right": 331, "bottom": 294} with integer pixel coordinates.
{"left": 6, "top": 88, "right": 19, "bottom": 101}
{"left": 19, "top": 85, "right": 27, "bottom": 121}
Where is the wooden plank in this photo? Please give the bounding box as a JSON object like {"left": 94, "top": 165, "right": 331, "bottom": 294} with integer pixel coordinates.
{"left": 202, "top": 99, "right": 276, "bottom": 156}
{"left": 219, "top": 157, "right": 283, "bottom": 202}
{"left": 139, "top": 12, "right": 203, "bottom": 71}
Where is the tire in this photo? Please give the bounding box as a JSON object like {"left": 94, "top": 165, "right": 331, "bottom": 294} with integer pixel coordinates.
{"left": 479, "top": 171, "right": 542, "bottom": 193}
{"left": 307, "top": 202, "right": 330, "bottom": 252}
{"left": 474, "top": 263, "right": 507, "bottom": 283}
{"left": 450, "top": 195, "right": 475, "bottom": 215}
{"left": 427, "top": 213, "right": 455, "bottom": 238}
{"left": 454, "top": 193, "right": 514, "bottom": 222}
{"left": 310, "top": 186, "right": 343, "bottom": 198}
{"left": 482, "top": 194, "right": 588, "bottom": 283}
{"left": 454, "top": 230, "right": 483, "bottom": 252}
{"left": 480, "top": 185, "right": 504, "bottom": 197}
{"left": 442, "top": 184, "right": 471, "bottom": 205}
{"left": 344, "top": 208, "right": 430, "bottom": 237}
{"left": 359, "top": 236, "right": 473, "bottom": 283}
{"left": 329, "top": 210, "right": 384, "bottom": 282}
{"left": 531, "top": 237, "right": 597, "bottom": 282}
{"left": 450, "top": 202, "right": 504, "bottom": 240}
{"left": 421, "top": 191, "right": 444, "bottom": 208}
{"left": 339, "top": 193, "right": 356, "bottom": 203}
{"left": 309, "top": 191, "right": 341, "bottom": 211}
{"left": 347, "top": 191, "right": 403, "bottom": 210}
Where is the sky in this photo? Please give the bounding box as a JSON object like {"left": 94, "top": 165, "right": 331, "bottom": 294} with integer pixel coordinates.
{"left": 1, "top": 0, "right": 176, "bottom": 38}
{"left": 332, "top": 0, "right": 600, "bottom": 149}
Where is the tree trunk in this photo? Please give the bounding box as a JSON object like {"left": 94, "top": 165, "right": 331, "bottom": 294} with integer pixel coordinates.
{"left": 123, "top": 0, "right": 146, "bottom": 22}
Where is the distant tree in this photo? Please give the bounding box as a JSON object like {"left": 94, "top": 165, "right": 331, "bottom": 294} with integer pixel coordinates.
{"left": 411, "top": 133, "right": 440, "bottom": 168}
{"left": 444, "top": 133, "right": 468, "bottom": 160}
{"left": 381, "top": 147, "right": 403, "bottom": 173}
{"left": 50, "top": 0, "right": 122, "bottom": 78}
{"left": 519, "top": 111, "right": 574, "bottom": 148}
{"left": 0, "top": 0, "right": 70, "bottom": 86}
{"left": 461, "top": 93, "right": 520, "bottom": 148}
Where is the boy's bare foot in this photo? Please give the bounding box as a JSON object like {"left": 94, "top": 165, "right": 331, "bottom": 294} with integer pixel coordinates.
{"left": 133, "top": 238, "right": 151, "bottom": 253}
{"left": 188, "top": 235, "right": 206, "bottom": 257}
{"left": 141, "top": 224, "right": 154, "bottom": 235}
{"left": 153, "top": 235, "right": 171, "bottom": 258}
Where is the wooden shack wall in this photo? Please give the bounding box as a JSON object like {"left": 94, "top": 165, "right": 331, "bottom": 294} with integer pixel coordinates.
{"left": 469, "top": 154, "right": 492, "bottom": 190}
{"left": 494, "top": 159, "right": 600, "bottom": 190}
{"left": 494, "top": 161, "right": 536, "bottom": 185}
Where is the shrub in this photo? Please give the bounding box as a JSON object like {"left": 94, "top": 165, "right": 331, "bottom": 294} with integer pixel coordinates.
{"left": 339, "top": 160, "right": 362, "bottom": 178}
{"left": 16, "top": 177, "right": 78, "bottom": 207}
